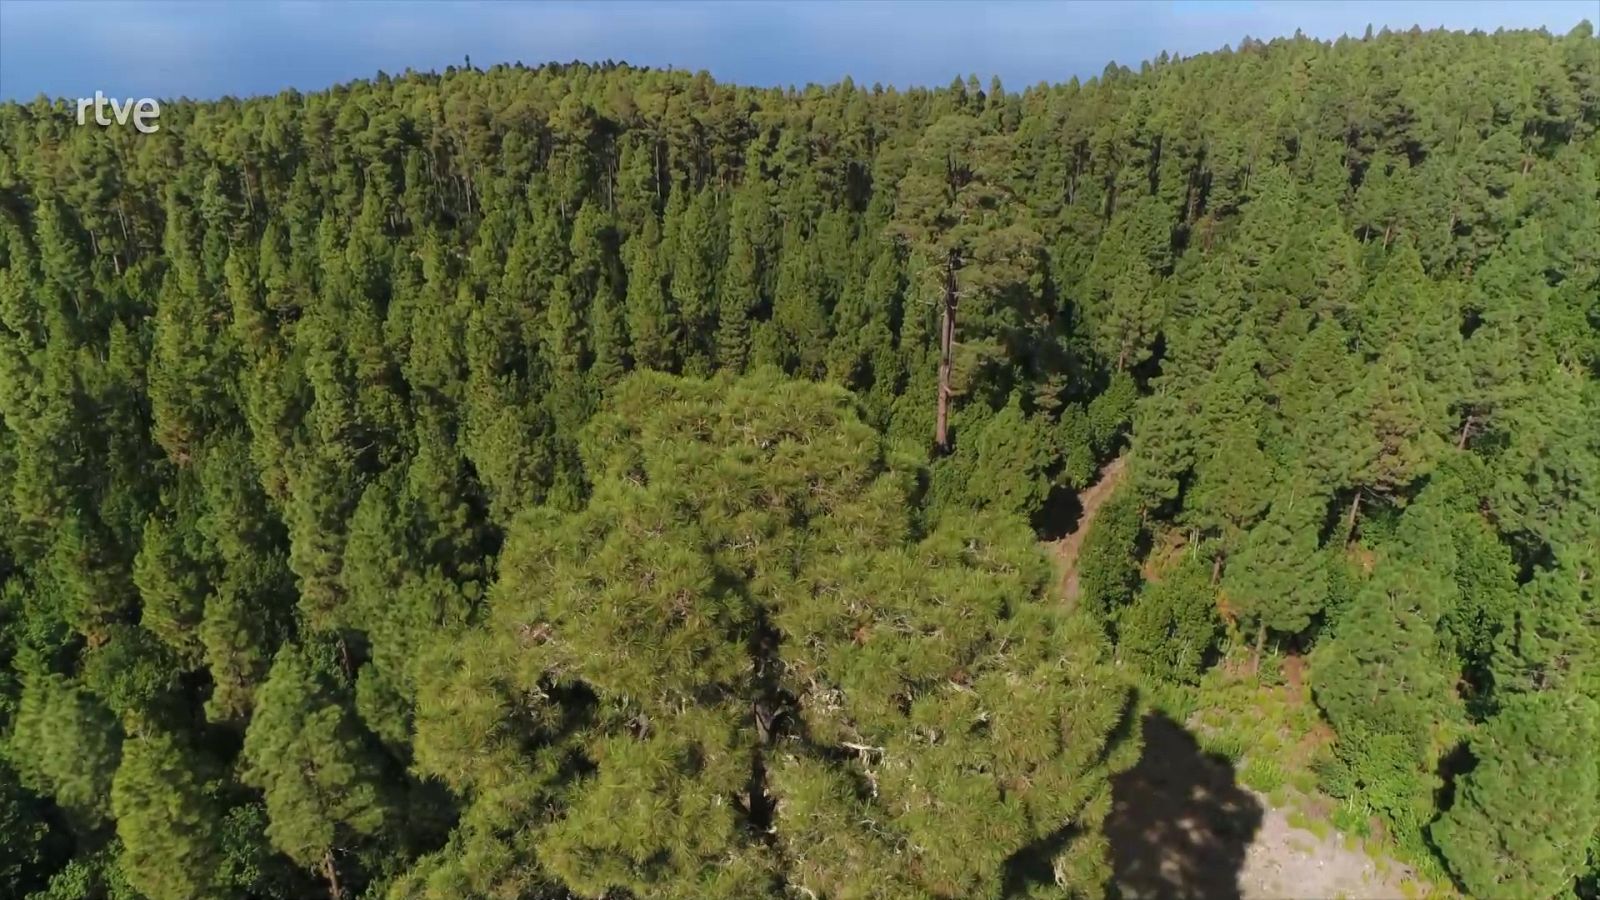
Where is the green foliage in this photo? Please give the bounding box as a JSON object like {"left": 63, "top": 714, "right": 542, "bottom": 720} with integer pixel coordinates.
{"left": 1077, "top": 490, "right": 1145, "bottom": 618}
{"left": 413, "top": 370, "right": 1137, "bottom": 898}
{"left": 111, "top": 728, "right": 226, "bottom": 900}
{"left": 10, "top": 671, "right": 121, "bottom": 829}
{"left": 1223, "top": 498, "right": 1329, "bottom": 646}
{"left": 29, "top": 843, "right": 142, "bottom": 900}
{"left": 1117, "top": 553, "right": 1220, "bottom": 682}
{"left": 0, "top": 22, "right": 1593, "bottom": 895}
{"left": 242, "top": 648, "right": 395, "bottom": 889}
{"left": 932, "top": 394, "right": 1056, "bottom": 518}
{"left": 0, "top": 761, "right": 55, "bottom": 894}
{"left": 1432, "top": 691, "right": 1600, "bottom": 899}
{"left": 1310, "top": 549, "right": 1463, "bottom": 844}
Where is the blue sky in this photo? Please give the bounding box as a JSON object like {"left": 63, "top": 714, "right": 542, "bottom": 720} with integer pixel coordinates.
{"left": 0, "top": 0, "right": 1593, "bottom": 101}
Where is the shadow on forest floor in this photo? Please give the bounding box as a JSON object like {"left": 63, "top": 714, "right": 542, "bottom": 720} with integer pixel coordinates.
{"left": 1107, "top": 712, "right": 1264, "bottom": 900}
{"left": 1034, "top": 480, "right": 1084, "bottom": 541}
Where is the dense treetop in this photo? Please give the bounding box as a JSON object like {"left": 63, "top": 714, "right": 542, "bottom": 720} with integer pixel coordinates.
{"left": 0, "top": 20, "right": 1595, "bottom": 899}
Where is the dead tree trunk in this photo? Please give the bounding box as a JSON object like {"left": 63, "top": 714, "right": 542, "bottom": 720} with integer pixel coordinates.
{"left": 1344, "top": 491, "right": 1363, "bottom": 544}
{"left": 934, "top": 254, "right": 958, "bottom": 454}
{"left": 320, "top": 850, "right": 344, "bottom": 900}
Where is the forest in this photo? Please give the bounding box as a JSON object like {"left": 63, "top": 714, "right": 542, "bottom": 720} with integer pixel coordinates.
{"left": 0, "top": 20, "right": 1596, "bottom": 900}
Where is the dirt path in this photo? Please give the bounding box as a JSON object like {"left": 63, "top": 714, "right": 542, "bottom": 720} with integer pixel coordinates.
{"left": 1050, "top": 454, "right": 1128, "bottom": 602}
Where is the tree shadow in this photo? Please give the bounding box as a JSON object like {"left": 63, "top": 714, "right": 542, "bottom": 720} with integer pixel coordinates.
{"left": 1033, "top": 480, "right": 1083, "bottom": 541}
{"left": 1106, "top": 712, "right": 1264, "bottom": 900}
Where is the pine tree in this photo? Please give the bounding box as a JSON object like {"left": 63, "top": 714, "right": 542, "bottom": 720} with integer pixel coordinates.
{"left": 1117, "top": 553, "right": 1220, "bottom": 682}
{"left": 624, "top": 216, "right": 676, "bottom": 371}
{"left": 412, "top": 370, "right": 1137, "bottom": 898}
{"left": 112, "top": 728, "right": 227, "bottom": 900}
{"left": 0, "top": 762, "right": 53, "bottom": 894}
{"left": 243, "top": 648, "right": 395, "bottom": 899}
{"left": 670, "top": 187, "right": 721, "bottom": 376}
{"left": 1311, "top": 511, "right": 1465, "bottom": 840}
{"left": 1224, "top": 497, "right": 1329, "bottom": 667}
{"left": 892, "top": 113, "right": 1043, "bottom": 452}
{"left": 132, "top": 494, "right": 215, "bottom": 665}
{"left": 571, "top": 201, "right": 628, "bottom": 387}
{"left": 1486, "top": 368, "right": 1599, "bottom": 556}
{"left": 10, "top": 671, "right": 122, "bottom": 830}
{"left": 1432, "top": 691, "right": 1600, "bottom": 899}
{"left": 939, "top": 394, "right": 1056, "bottom": 519}
{"left": 1087, "top": 198, "right": 1171, "bottom": 370}
{"left": 714, "top": 170, "right": 773, "bottom": 374}
{"left": 768, "top": 221, "right": 831, "bottom": 377}
{"left": 1077, "top": 490, "right": 1146, "bottom": 618}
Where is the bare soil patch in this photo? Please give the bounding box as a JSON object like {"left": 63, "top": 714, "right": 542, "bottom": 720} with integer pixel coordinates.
{"left": 1238, "top": 797, "right": 1426, "bottom": 900}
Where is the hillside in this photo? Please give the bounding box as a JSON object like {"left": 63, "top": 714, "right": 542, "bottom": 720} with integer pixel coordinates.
{"left": 0, "top": 22, "right": 1596, "bottom": 899}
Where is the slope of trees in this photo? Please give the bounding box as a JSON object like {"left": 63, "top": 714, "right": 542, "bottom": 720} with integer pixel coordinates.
{"left": 0, "top": 20, "right": 1595, "bottom": 899}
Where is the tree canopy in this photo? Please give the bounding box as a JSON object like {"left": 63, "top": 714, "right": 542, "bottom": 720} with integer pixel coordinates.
{"left": 0, "top": 20, "right": 1596, "bottom": 899}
